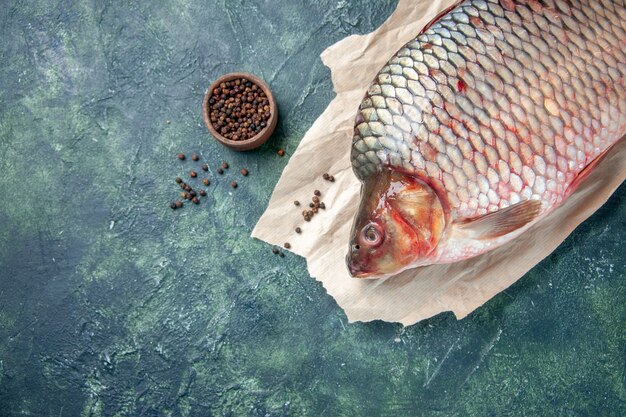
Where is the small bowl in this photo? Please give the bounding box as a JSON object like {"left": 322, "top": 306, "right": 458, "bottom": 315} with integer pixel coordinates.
{"left": 202, "top": 72, "right": 278, "bottom": 151}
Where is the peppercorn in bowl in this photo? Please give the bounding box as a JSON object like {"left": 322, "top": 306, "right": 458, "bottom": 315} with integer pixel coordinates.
{"left": 202, "top": 72, "right": 278, "bottom": 151}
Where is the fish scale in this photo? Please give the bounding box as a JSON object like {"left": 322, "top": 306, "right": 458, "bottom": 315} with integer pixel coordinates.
{"left": 351, "top": 0, "right": 626, "bottom": 219}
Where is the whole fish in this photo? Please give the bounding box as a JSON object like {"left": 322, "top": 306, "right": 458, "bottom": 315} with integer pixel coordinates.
{"left": 347, "top": 0, "right": 626, "bottom": 278}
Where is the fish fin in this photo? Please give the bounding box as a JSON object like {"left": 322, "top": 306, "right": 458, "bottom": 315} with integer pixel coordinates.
{"left": 566, "top": 143, "right": 616, "bottom": 196}
{"left": 454, "top": 199, "right": 542, "bottom": 239}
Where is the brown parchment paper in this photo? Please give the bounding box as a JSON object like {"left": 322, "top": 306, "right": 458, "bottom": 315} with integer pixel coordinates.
{"left": 252, "top": 0, "right": 626, "bottom": 326}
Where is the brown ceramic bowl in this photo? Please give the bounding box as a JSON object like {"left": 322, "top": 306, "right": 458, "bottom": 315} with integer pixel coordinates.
{"left": 202, "top": 72, "right": 278, "bottom": 151}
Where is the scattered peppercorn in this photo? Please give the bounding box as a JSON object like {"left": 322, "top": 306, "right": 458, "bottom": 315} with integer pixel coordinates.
{"left": 295, "top": 227, "right": 301, "bottom": 234}
{"left": 203, "top": 178, "right": 210, "bottom": 186}
{"left": 175, "top": 201, "right": 183, "bottom": 208}
{"left": 323, "top": 173, "right": 329, "bottom": 180}
{"left": 277, "top": 149, "right": 285, "bottom": 156}
{"left": 294, "top": 200, "right": 300, "bottom": 206}
{"left": 177, "top": 153, "right": 186, "bottom": 160}
{"left": 279, "top": 252, "right": 285, "bottom": 258}
{"left": 190, "top": 170, "right": 197, "bottom": 178}
{"left": 240, "top": 168, "right": 248, "bottom": 176}
{"left": 202, "top": 164, "right": 208, "bottom": 171}
{"left": 191, "top": 154, "right": 199, "bottom": 161}
{"left": 329, "top": 176, "right": 335, "bottom": 182}
{"left": 170, "top": 202, "right": 177, "bottom": 209}
{"left": 199, "top": 190, "right": 207, "bottom": 197}
{"left": 175, "top": 177, "right": 182, "bottom": 184}
{"left": 230, "top": 181, "right": 238, "bottom": 189}
{"left": 217, "top": 168, "right": 224, "bottom": 175}
{"left": 272, "top": 247, "right": 279, "bottom": 255}
{"left": 208, "top": 78, "right": 272, "bottom": 141}
{"left": 296, "top": 186, "right": 329, "bottom": 222}
{"left": 192, "top": 197, "right": 200, "bottom": 204}
{"left": 189, "top": 190, "right": 197, "bottom": 198}
{"left": 221, "top": 162, "right": 229, "bottom": 169}
{"left": 184, "top": 185, "right": 192, "bottom": 192}
{"left": 284, "top": 242, "right": 291, "bottom": 249}
{"left": 181, "top": 192, "right": 189, "bottom": 199}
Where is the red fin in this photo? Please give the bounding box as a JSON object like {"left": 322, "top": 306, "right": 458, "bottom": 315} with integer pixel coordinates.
{"left": 566, "top": 143, "right": 618, "bottom": 196}
{"left": 419, "top": 1, "right": 464, "bottom": 35}
{"left": 455, "top": 199, "right": 542, "bottom": 239}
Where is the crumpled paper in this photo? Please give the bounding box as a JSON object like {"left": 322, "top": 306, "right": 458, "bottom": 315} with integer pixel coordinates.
{"left": 252, "top": 0, "right": 626, "bottom": 325}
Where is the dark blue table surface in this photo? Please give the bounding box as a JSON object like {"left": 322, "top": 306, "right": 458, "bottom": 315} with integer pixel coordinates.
{"left": 0, "top": 1, "right": 624, "bottom": 415}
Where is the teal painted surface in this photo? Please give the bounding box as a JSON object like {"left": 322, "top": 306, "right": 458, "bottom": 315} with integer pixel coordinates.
{"left": 0, "top": 1, "right": 624, "bottom": 416}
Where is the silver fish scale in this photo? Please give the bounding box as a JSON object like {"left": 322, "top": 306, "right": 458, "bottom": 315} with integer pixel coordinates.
{"left": 351, "top": 0, "right": 626, "bottom": 218}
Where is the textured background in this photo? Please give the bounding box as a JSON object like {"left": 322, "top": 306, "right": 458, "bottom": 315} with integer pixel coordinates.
{"left": 0, "top": 1, "right": 624, "bottom": 416}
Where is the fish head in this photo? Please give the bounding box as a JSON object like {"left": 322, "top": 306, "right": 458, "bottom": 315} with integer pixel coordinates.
{"left": 347, "top": 169, "right": 446, "bottom": 278}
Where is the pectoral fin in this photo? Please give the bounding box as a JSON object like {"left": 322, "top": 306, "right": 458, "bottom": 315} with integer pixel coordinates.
{"left": 565, "top": 143, "right": 617, "bottom": 197}
{"left": 454, "top": 199, "right": 542, "bottom": 239}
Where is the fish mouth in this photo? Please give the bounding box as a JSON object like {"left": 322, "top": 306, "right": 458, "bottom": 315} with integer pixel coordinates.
{"left": 346, "top": 254, "right": 379, "bottom": 279}
{"left": 349, "top": 266, "right": 376, "bottom": 278}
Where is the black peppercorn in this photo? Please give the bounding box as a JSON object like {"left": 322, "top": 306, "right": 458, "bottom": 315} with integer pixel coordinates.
{"left": 208, "top": 78, "right": 272, "bottom": 141}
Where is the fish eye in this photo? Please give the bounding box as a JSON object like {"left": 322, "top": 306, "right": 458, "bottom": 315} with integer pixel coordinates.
{"left": 360, "top": 223, "right": 384, "bottom": 247}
